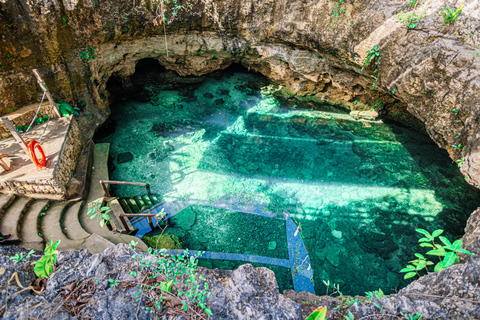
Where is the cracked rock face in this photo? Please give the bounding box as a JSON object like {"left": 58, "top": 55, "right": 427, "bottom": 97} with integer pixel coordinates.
{"left": 0, "top": 244, "right": 301, "bottom": 320}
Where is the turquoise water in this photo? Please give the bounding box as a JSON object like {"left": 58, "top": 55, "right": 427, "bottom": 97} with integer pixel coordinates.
{"left": 97, "top": 69, "right": 479, "bottom": 295}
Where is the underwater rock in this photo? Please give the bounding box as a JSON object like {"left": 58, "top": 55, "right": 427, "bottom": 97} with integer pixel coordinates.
{"left": 117, "top": 152, "right": 133, "bottom": 164}
{"left": 203, "top": 93, "right": 214, "bottom": 99}
{"left": 349, "top": 110, "right": 379, "bottom": 121}
{"left": 214, "top": 98, "right": 225, "bottom": 105}
{"left": 170, "top": 207, "right": 197, "bottom": 230}
{"left": 268, "top": 241, "right": 277, "bottom": 250}
{"left": 142, "top": 233, "right": 183, "bottom": 249}
{"left": 324, "top": 244, "right": 346, "bottom": 267}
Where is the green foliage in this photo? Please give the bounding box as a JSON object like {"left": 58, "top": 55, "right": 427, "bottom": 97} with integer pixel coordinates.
{"left": 87, "top": 199, "right": 112, "bottom": 228}
{"left": 397, "top": 11, "right": 426, "bottom": 29}
{"left": 108, "top": 279, "right": 118, "bottom": 287}
{"left": 400, "top": 229, "right": 472, "bottom": 279}
{"left": 34, "top": 114, "right": 49, "bottom": 125}
{"left": 135, "top": 248, "right": 213, "bottom": 316}
{"left": 305, "top": 307, "right": 327, "bottom": 320}
{"left": 362, "top": 45, "right": 380, "bottom": 70}
{"left": 365, "top": 288, "right": 385, "bottom": 301}
{"left": 15, "top": 124, "right": 29, "bottom": 133}
{"left": 440, "top": 3, "right": 464, "bottom": 25}
{"left": 322, "top": 279, "right": 342, "bottom": 296}
{"left": 407, "top": 0, "right": 418, "bottom": 9}
{"left": 143, "top": 233, "right": 183, "bottom": 249}
{"left": 79, "top": 46, "right": 97, "bottom": 62}
{"left": 57, "top": 101, "right": 80, "bottom": 118}
{"left": 9, "top": 250, "right": 35, "bottom": 264}
{"left": 32, "top": 239, "right": 60, "bottom": 278}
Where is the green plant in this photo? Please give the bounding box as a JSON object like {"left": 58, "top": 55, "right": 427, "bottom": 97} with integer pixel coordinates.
{"left": 441, "top": 3, "right": 464, "bottom": 25}
{"left": 134, "top": 248, "right": 213, "bottom": 317}
{"left": 400, "top": 229, "right": 472, "bottom": 279}
{"left": 322, "top": 279, "right": 342, "bottom": 296}
{"left": 401, "top": 312, "right": 424, "bottom": 320}
{"left": 10, "top": 250, "right": 35, "bottom": 264}
{"left": 305, "top": 307, "right": 327, "bottom": 320}
{"left": 365, "top": 288, "right": 385, "bottom": 301}
{"left": 32, "top": 238, "right": 60, "bottom": 278}
{"left": 79, "top": 46, "right": 97, "bottom": 62}
{"left": 34, "top": 115, "right": 49, "bottom": 125}
{"left": 456, "top": 157, "right": 465, "bottom": 167}
{"left": 108, "top": 279, "right": 118, "bottom": 287}
{"left": 362, "top": 45, "right": 380, "bottom": 69}
{"left": 87, "top": 199, "right": 112, "bottom": 228}
{"left": 57, "top": 101, "right": 80, "bottom": 118}
{"left": 407, "top": 0, "right": 418, "bottom": 9}
{"left": 15, "top": 124, "right": 29, "bottom": 133}
{"left": 397, "top": 11, "right": 426, "bottom": 29}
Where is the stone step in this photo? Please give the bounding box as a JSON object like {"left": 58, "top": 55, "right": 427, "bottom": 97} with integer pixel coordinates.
{"left": 41, "top": 202, "right": 70, "bottom": 242}
{"left": 104, "top": 234, "right": 149, "bottom": 253}
{"left": 0, "top": 197, "right": 33, "bottom": 241}
{"left": 79, "top": 199, "right": 113, "bottom": 237}
{"left": 41, "top": 202, "right": 89, "bottom": 251}
{"left": 79, "top": 143, "right": 113, "bottom": 238}
{"left": 63, "top": 201, "right": 91, "bottom": 240}
{"left": 0, "top": 194, "right": 16, "bottom": 214}
{"left": 21, "top": 199, "right": 49, "bottom": 243}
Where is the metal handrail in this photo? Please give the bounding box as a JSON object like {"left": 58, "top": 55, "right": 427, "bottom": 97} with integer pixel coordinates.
{"left": 99, "top": 180, "right": 151, "bottom": 197}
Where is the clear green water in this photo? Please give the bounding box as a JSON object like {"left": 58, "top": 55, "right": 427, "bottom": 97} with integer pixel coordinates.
{"left": 97, "top": 70, "right": 480, "bottom": 295}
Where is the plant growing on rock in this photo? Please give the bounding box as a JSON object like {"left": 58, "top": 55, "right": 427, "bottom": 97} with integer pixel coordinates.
{"left": 87, "top": 199, "right": 112, "bottom": 228}
{"left": 131, "top": 247, "right": 213, "bottom": 317}
{"left": 362, "top": 45, "right": 380, "bottom": 70}
{"left": 79, "top": 46, "right": 97, "bottom": 62}
{"left": 400, "top": 229, "right": 472, "bottom": 279}
{"left": 32, "top": 238, "right": 61, "bottom": 278}
{"left": 397, "top": 11, "right": 426, "bottom": 29}
{"left": 440, "top": 3, "right": 464, "bottom": 25}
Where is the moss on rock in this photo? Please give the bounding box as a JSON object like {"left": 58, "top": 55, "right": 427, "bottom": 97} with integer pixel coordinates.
{"left": 142, "top": 233, "right": 183, "bottom": 249}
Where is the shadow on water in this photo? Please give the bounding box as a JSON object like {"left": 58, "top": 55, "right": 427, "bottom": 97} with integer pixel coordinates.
{"left": 96, "top": 64, "right": 480, "bottom": 296}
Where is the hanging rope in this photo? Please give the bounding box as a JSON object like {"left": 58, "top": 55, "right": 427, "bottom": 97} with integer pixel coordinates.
{"left": 22, "top": 91, "right": 46, "bottom": 139}
{"left": 21, "top": 91, "right": 54, "bottom": 170}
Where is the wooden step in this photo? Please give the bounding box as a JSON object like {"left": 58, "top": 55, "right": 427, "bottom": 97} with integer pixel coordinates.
{"left": 126, "top": 198, "right": 141, "bottom": 213}
{"left": 142, "top": 195, "right": 155, "bottom": 209}
{"left": 21, "top": 199, "right": 49, "bottom": 243}
{"left": 63, "top": 201, "right": 91, "bottom": 240}
{"left": 109, "top": 199, "right": 134, "bottom": 233}
{"left": 134, "top": 196, "right": 148, "bottom": 212}
{"left": 0, "top": 197, "right": 32, "bottom": 241}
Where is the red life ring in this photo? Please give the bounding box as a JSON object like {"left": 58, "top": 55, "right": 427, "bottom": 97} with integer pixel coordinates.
{"left": 25, "top": 139, "right": 50, "bottom": 169}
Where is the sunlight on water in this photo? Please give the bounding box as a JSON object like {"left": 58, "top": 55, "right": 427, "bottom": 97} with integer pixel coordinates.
{"left": 97, "top": 70, "right": 479, "bottom": 295}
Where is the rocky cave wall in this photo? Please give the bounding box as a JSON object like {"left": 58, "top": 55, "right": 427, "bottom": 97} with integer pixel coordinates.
{"left": 0, "top": 0, "right": 480, "bottom": 187}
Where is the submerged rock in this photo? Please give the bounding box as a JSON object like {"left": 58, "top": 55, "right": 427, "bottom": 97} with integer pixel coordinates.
{"left": 117, "top": 152, "right": 133, "bottom": 163}
{"left": 142, "top": 233, "right": 183, "bottom": 249}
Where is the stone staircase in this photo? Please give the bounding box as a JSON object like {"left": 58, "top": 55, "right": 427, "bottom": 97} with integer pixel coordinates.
{"left": 0, "top": 143, "right": 148, "bottom": 254}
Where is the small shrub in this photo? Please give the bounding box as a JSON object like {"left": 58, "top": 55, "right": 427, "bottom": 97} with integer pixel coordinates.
{"left": 400, "top": 229, "right": 472, "bottom": 279}
{"left": 32, "top": 239, "right": 61, "bottom": 278}
{"left": 362, "top": 45, "right": 380, "bottom": 70}
{"left": 440, "top": 2, "right": 464, "bottom": 25}
{"left": 397, "top": 11, "right": 426, "bottom": 29}
{"left": 79, "top": 46, "right": 97, "bottom": 62}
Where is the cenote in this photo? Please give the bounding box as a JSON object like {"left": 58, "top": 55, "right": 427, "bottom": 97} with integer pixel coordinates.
{"left": 95, "top": 61, "right": 480, "bottom": 296}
